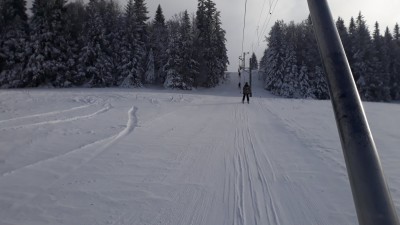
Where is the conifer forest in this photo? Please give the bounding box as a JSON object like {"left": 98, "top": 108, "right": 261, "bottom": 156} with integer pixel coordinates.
{"left": 0, "top": 0, "right": 229, "bottom": 89}
{"left": 260, "top": 14, "right": 400, "bottom": 101}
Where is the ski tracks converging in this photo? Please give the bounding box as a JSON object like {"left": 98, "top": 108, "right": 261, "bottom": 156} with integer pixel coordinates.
{"left": 230, "top": 104, "right": 282, "bottom": 225}
{"left": 0, "top": 105, "right": 139, "bottom": 220}
{"left": 0, "top": 103, "right": 112, "bottom": 131}
{"left": 1, "top": 106, "right": 139, "bottom": 178}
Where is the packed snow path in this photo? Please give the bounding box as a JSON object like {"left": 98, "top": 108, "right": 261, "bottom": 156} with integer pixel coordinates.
{"left": 1, "top": 73, "right": 400, "bottom": 225}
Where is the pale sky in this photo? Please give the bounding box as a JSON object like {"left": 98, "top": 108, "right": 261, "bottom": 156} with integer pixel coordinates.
{"left": 26, "top": 0, "right": 400, "bottom": 72}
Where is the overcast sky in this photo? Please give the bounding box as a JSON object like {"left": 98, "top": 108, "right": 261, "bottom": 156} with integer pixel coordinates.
{"left": 26, "top": 0, "right": 400, "bottom": 71}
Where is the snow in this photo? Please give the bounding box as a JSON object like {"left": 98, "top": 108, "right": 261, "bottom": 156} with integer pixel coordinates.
{"left": 1, "top": 72, "right": 400, "bottom": 225}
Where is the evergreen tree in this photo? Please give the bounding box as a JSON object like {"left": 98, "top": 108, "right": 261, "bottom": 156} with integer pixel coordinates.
{"left": 133, "top": 0, "right": 149, "bottom": 82}
{"left": 193, "top": 0, "right": 227, "bottom": 87}
{"left": 202, "top": 0, "right": 218, "bottom": 87}
{"left": 119, "top": 0, "right": 141, "bottom": 87}
{"left": 25, "top": 0, "right": 70, "bottom": 87}
{"left": 164, "top": 19, "right": 182, "bottom": 89}
{"left": 302, "top": 16, "right": 328, "bottom": 99}
{"left": 280, "top": 22, "right": 298, "bottom": 98}
{"left": 352, "top": 12, "right": 373, "bottom": 99}
{"left": 347, "top": 17, "right": 357, "bottom": 73}
{"left": 194, "top": 0, "right": 206, "bottom": 85}
{"left": 144, "top": 48, "right": 155, "bottom": 84}
{"left": 382, "top": 27, "right": 395, "bottom": 100}
{"left": 63, "top": 0, "right": 87, "bottom": 85}
{"left": 312, "top": 66, "right": 329, "bottom": 99}
{"left": 78, "top": 0, "right": 119, "bottom": 87}
{"left": 0, "top": 0, "right": 29, "bottom": 87}
{"left": 370, "top": 22, "right": 390, "bottom": 101}
{"left": 394, "top": 23, "right": 400, "bottom": 41}
{"left": 392, "top": 23, "right": 400, "bottom": 99}
{"left": 179, "top": 10, "right": 198, "bottom": 89}
{"left": 149, "top": 5, "right": 168, "bottom": 84}
{"left": 250, "top": 53, "right": 258, "bottom": 70}
{"left": 297, "top": 64, "right": 313, "bottom": 98}
{"left": 164, "top": 11, "right": 198, "bottom": 89}
{"left": 336, "top": 17, "right": 351, "bottom": 60}
{"left": 210, "top": 10, "right": 228, "bottom": 85}
{"left": 262, "top": 21, "right": 286, "bottom": 94}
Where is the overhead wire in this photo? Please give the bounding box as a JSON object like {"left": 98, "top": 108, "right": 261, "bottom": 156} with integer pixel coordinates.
{"left": 241, "top": 0, "right": 248, "bottom": 57}
{"left": 242, "top": 0, "right": 279, "bottom": 70}
{"left": 257, "top": 0, "right": 279, "bottom": 46}
{"left": 251, "top": 0, "right": 268, "bottom": 49}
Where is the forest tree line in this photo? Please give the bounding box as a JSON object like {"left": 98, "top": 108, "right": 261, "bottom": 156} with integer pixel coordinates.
{"left": 0, "top": 0, "right": 229, "bottom": 89}
{"left": 260, "top": 13, "right": 400, "bottom": 101}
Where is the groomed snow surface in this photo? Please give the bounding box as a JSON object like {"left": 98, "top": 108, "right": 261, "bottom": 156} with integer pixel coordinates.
{"left": 1, "top": 72, "right": 400, "bottom": 225}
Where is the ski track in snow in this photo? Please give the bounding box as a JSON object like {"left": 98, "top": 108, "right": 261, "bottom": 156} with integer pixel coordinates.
{"left": 231, "top": 104, "right": 282, "bottom": 225}
{"left": 0, "top": 104, "right": 112, "bottom": 131}
{"left": 0, "top": 105, "right": 139, "bottom": 213}
{"left": 0, "top": 103, "right": 96, "bottom": 124}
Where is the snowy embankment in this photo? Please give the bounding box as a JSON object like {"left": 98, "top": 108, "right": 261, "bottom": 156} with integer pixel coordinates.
{"left": 0, "top": 72, "right": 400, "bottom": 225}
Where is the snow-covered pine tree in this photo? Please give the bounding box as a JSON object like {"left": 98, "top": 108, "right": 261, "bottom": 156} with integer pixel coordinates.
{"left": 119, "top": 0, "right": 141, "bottom": 87}
{"left": 0, "top": 2, "right": 3, "bottom": 31}
{"left": 193, "top": 0, "right": 207, "bottom": 86}
{"left": 179, "top": 10, "right": 197, "bottom": 89}
{"left": 24, "top": 0, "right": 71, "bottom": 87}
{"left": 202, "top": 0, "right": 220, "bottom": 87}
{"left": 193, "top": 0, "right": 227, "bottom": 87}
{"left": 297, "top": 64, "right": 314, "bottom": 98}
{"left": 347, "top": 17, "right": 357, "bottom": 79}
{"left": 392, "top": 23, "right": 400, "bottom": 99}
{"left": 144, "top": 48, "right": 155, "bottom": 84}
{"left": 103, "top": 0, "right": 123, "bottom": 86}
{"left": 308, "top": 17, "right": 329, "bottom": 98}
{"left": 280, "top": 22, "right": 298, "bottom": 98}
{"left": 164, "top": 18, "right": 182, "bottom": 89}
{"left": 132, "top": 0, "right": 149, "bottom": 83}
{"left": 209, "top": 10, "right": 228, "bottom": 86}
{"left": 149, "top": 4, "right": 168, "bottom": 85}
{"left": 0, "top": 0, "right": 29, "bottom": 88}
{"left": 250, "top": 52, "right": 258, "bottom": 70}
{"left": 262, "top": 20, "right": 286, "bottom": 94}
{"left": 78, "top": 0, "right": 118, "bottom": 87}
{"left": 352, "top": 12, "right": 373, "bottom": 99}
{"left": 64, "top": 0, "right": 87, "bottom": 86}
{"left": 382, "top": 27, "right": 394, "bottom": 101}
{"left": 312, "top": 65, "right": 329, "bottom": 99}
{"left": 164, "top": 11, "right": 198, "bottom": 90}
{"left": 370, "top": 22, "right": 390, "bottom": 101}
{"left": 336, "top": 17, "right": 351, "bottom": 61}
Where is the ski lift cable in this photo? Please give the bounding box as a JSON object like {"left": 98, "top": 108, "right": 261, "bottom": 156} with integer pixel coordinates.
{"left": 258, "top": 0, "right": 279, "bottom": 45}
{"left": 241, "top": 0, "right": 248, "bottom": 56}
{"left": 256, "top": 0, "right": 275, "bottom": 45}
{"left": 256, "top": 0, "right": 268, "bottom": 33}
{"left": 259, "top": 0, "right": 278, "bottom": 40}
{"left": 262, "top": 0, "right": 279, "bottom": 37}
{"left": 251, "top": 0, "right": 268, "bottom": 48}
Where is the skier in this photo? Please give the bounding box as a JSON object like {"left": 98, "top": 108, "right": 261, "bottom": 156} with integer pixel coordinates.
{"left": 238, "top": 82, "right": 241, "bottom": 88}
{"left": 242, "top": 82, "right": 251, "bottom": 104}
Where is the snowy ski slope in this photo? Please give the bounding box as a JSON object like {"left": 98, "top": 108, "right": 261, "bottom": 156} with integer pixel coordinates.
{"left": 1, "top": 73, "right": 400, "bottom": 225}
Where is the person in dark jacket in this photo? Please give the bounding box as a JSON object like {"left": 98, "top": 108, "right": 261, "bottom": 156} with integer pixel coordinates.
{"left": 242, "top": 82, "right": 251, "bottom": 104}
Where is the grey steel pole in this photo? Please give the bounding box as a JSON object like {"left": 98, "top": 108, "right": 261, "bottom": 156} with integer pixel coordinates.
{"left": 243, "top": 52, "right": 246, "bottom": 70}
{"left": 307, "top": 0, "right": 400, "bottom": 224}
{"left": 249, "top": 57, "right": 252, "bottom": 88}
